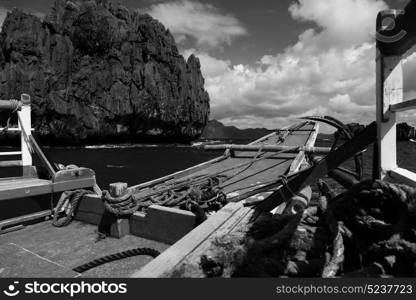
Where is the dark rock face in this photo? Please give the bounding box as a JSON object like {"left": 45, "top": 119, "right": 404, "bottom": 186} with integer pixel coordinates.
{"left": 0, "top": 0, "right": 210, "bottom": 144}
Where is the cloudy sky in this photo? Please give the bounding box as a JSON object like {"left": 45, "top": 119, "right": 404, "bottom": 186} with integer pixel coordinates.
{"left": 1, "top": 0, "right": 416, "bottom": 129}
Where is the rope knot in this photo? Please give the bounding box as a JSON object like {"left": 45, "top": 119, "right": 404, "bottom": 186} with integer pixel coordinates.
{"left": 102, "top": 189, "right": 139, "bottom": 217}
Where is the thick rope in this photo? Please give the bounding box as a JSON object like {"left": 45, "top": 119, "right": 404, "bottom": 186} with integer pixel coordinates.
{"left": 102, "top": 189, "right": 140, "bottom": 217}
{"left": 53, "top": 189, "right": 91, "bottom": 227}
{"left": 73, "top": 248, "right": 161, "bottom": 273}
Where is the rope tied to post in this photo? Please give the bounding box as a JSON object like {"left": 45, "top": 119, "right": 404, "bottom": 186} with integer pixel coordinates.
{"left": 102, "top": 188, "right": 140, "bottom": 217}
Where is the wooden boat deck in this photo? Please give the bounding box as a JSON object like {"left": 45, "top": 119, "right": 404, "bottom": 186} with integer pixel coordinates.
{"left": 133, "top": 123, "right": 317, "bottom": 205}
{"left": 0, "top": 122, "right": 318, "bottom": 278}
{"left": 0, "top": 221, "right": 169, "bottom": 278}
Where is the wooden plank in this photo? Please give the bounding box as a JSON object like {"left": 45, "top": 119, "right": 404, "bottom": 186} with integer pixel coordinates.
{"left": 0, "top": 99, "right": 21, "bottom": 110}
{"left": 0, "top": 210, "right": 51, "bottom": 233}
{"left": 389, "top": 98, "right": 416, "bottom": 112}
{"left": 256, "top": 122, "right": 377, "bottom": 212}
{"left": 52, "top": 168, "right": 96, "bottom": 192}
{"left": 0, "top": 179, "right": 52, "bottom": 201}
{"left": 29, "top": 135, "right": 56, "bottom": 177}
{"left": 0, "top": 151, "right": 22, "bottom": 156}
{"left": 389, "top": 167, "right": 416, "bottom": 187}
{"left": 0, "top": 160, "right": 22, "bottom": 167}
{"left": 204, "top": 144, "right": 330, "bottom": 154}
{"left": 133, "top": 202, "right": 247, "bottom": 278}
{"left": 53, "top": 178, "right": 96, "bottom": 193}
{"left": 376, "top": 52, "right": 402, "bottom": 178}
{"left": 17, "top": 106, "right": 32, "bottom": 170}
{"left": 0, "top": 128, "right": 33, "bottom": 132}
{"left": 0, "top": 178, "right": 41, "bottom": 186}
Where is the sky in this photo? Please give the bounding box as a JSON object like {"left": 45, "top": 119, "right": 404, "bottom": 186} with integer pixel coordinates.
{"left": 1, "top": 0, "right": 416, "bottom": 129}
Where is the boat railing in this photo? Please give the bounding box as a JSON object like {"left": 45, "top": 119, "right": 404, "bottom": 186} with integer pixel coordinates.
{"left": 0, "top": 94, "right": 33, "bottom": 175}
{"left": 376, "top": 3, "right": 416, "bottom": 186}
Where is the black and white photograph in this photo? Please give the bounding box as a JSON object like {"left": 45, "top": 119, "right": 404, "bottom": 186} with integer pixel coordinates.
{"left": 0, "top": 0, "right": 416, "bottom": 298}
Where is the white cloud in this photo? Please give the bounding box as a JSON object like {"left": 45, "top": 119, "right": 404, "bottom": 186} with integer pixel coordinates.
{"left": 145, "top": 0, "right": 247, "bottom": 48}
{"left": 184, "top": 0, "right": 402, "bottom": 129}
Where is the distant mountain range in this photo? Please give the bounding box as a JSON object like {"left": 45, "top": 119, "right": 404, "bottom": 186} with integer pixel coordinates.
{"left": 201, "top": 120, "right": 273, "bottom": 141}
{"left": 201, "top": 120, "right": 416, "bottom": 143}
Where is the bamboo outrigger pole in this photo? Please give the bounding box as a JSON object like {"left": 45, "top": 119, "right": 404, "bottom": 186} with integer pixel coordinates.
{"left": 204, "top": 144, "right": 332, "bottom": 154}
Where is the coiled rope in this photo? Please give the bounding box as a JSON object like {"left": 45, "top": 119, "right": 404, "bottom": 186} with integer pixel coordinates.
{"left": 201, "top": 180, "right": 416, "bottom": 278}
{"left": 73, "top": 247, "right": 160, "bottom": 273}
{"left": 53, "top": 189, "right": 91, "bottom": 227}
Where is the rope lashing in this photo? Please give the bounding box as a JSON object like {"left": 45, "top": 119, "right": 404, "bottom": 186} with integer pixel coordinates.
{"left": 102, "top": 189, "right": 139, "bottom": 217}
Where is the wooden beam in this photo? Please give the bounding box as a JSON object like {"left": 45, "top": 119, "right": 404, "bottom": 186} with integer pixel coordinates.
{"left": 376, "top": 52, "right": 401, "bottom": 178}
{"left": 0, "top": 160, "right": 22, "bottom": 167}
{"left": 0, "top": 99, "right": 21, "bottom": 111}
{"left": 204, "top": 144, "right": 331, "bottom": 154}
{"left": 29, "top": 135, "right": 56, "bottom": 177}
{"left": 289, "top": 123, "right": 319, "bottom": 174}
{"left": 389, "top": 98, "right": 416, "bottom": 112}
{"left": 0, "top": 152, "right": 22, "bottom": 156}
{"left": 17, "top": 101, "right": 32, "bottom": 172}
{"left": 133, "top": 202, "right": 249, "bottom": 278}
{"left": 389, "top": 167, "right": 416, "bottom": 187}
{"left": 0, "top": 210, "right": 51, "bottom": 234}
{"left": 0, "top": 179, "right": 52, "bottom": 201}
{"left": 255, "top": 122, "right": 377, "bottom": 212}
{"left": 0, "top": 128, "right": 34, "bottom": 132}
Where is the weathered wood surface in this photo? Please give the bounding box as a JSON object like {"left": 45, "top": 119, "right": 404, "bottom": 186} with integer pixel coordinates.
{"left": 133, "top": 122, "right": 318, "bottom": 278}
{"left": 204, "top": 144, "right": 330, "bottom": 154}
{"left": 0, "top": 221, "right": 169, "bottom": 278}
{"left": 132, "top": 123, "right": 316, "bottom": 203}
{"left": 0, "top": 178, "right": 52, "bottom": 201}
{"left": 0, "top": 167, "right": 95, "bottom": 201}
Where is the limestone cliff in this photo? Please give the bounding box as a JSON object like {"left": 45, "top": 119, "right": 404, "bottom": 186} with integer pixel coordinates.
{"left": 0, "top": 0, "right": 210, "bottom": 144}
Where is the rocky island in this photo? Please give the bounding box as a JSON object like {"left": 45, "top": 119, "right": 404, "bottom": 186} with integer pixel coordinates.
{"left": 0, "top": 0, "right": 210, "bottom": 145}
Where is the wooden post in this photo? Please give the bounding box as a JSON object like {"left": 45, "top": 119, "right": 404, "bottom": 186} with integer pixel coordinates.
{"left": 109, "top": 182, "right": 128, "bottom": 197}
{"left": 18, "top": 94, "right": 33, "bottom": 177}
{"left": 376, "top": 53, "right": 402, "bottom": 179}
{"left": 108, "top": 182, "right": 130, "bottom": 238}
